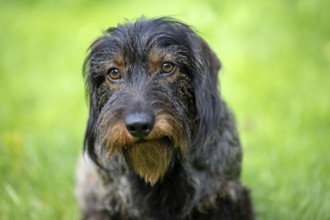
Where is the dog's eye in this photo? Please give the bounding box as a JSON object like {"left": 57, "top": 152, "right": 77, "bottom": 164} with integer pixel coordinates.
{"left": 161, "top": 62, "right": 176, "bottom": 74}
{"left": 107, "top": 67, "right": 121, "bottom": 81}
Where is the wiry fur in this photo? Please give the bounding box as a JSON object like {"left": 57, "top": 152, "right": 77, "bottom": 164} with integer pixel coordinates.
{"left": 76, "top": 17, "right": 254, "bottom": 220}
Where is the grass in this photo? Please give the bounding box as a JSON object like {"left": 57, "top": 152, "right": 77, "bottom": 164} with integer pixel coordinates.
{"left": 0, "top": 0, "right": 329, "bottom": 219}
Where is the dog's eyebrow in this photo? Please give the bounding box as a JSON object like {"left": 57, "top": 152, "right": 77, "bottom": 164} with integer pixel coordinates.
{"left": 146, "top": 33, "right": 184, "bottom": 48}
{"left": 145, "top": 35, "right": 191, "bottom": 62}
{"left": 88, "top": 43, "right": 124, "bottom": 65}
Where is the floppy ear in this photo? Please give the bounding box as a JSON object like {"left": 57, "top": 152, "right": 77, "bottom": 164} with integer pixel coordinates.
{"left": 83, "top": 89, "right": 99, "bottom": 163}
{"left": 191, "top": 36, "right": 222, "bottom": 150}
{"left": 82, "top": 37, "right": 108, "bottom": 164}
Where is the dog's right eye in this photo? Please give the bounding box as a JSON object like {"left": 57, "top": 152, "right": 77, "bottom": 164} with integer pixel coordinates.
{"left": 106, "top": 67, "right": 121, "bottom": 82}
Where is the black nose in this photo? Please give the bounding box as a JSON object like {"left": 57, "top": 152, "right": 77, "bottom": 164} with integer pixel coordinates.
{"left": 125, "top": 112, "right": 155, "bottom": 138}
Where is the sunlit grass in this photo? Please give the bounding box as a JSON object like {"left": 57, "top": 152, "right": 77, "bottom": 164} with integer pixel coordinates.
{"left": 1, "top": 1, "right": 329, "bottom": 219}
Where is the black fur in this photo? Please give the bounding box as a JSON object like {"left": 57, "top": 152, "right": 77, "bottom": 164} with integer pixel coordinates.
{"left": 76, "top": 17, "right": 254, "bottom": 220}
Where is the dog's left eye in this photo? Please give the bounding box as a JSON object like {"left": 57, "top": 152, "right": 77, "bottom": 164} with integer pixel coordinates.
{"left": 107, "top": 67, "right": 122, "bottom": 81}
{"left": 161, "top": 62, "right": 176, "bottom": 75}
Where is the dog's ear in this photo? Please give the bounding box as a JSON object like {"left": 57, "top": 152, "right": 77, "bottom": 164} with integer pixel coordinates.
{"left": 83, "top": 90, "right": 99, "bottom": 163}
{"left": 82, "top": 37, "right": 107, "bottom": 164}
{"left": 191, "top": 36, "right": 222, "bottom": 150}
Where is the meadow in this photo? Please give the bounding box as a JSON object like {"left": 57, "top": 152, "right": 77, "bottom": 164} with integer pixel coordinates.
{"left": 0, "top": 0, "right": 329, "bottom": 219}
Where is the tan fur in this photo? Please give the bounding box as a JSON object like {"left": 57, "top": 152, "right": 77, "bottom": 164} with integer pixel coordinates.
{"left": 126, "top": 139, "right": 173, "bottom": 185}
{"left": 101, "top": 122, "right": 133, "bottom": 163}
{"left": 148, "top": 48, "right": 179, "bottom": 79}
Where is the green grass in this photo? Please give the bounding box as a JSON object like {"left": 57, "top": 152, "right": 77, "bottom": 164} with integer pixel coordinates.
{"left": 0, "top": 0, "right": 329, "bottom": 219}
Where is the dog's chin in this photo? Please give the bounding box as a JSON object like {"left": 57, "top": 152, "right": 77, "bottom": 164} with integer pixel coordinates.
{"left": 123, "top": 137, "right": 174, "bottom": 186}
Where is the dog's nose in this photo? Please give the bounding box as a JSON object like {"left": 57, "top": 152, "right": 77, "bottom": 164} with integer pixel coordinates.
{"left": 125, "top": 112, "right": 155, "bottom": 138}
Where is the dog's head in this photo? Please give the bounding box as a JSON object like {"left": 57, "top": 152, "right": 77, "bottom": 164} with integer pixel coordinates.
{"left": 84, "top": 18, "right": 221, "bottom": 185}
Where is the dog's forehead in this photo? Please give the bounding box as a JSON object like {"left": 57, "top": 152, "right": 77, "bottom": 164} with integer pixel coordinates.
{"left": 103, "top": 19, "right": 193, "bottom": 56}
{"left": 87, "top": 18, "right": 199, "bottom": 75}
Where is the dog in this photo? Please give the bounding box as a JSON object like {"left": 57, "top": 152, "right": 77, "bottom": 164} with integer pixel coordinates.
{"left": 75, "top": 17, "right": 254, "bottom": 220}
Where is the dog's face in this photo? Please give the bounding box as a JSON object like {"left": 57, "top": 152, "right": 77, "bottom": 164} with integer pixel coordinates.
{"left": 84, "top": 18, "right": 221, "bottom": 185}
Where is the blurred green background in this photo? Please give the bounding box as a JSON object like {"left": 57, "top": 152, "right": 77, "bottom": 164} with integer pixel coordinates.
{"left": 0, "top": 0, "right": 329, "bottom": 219}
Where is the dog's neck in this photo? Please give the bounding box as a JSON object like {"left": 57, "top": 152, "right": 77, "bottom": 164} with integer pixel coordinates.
{"left": 130, "top": 160, "right": 195, "bottom": 219}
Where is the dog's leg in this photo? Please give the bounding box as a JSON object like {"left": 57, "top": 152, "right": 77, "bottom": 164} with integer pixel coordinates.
{"left": 75, "top": 154, "right": 111, "bottom": 219}
{"left": 214, "top": 184, "right": 255, "bottom": 220}
{"left": 189, "top": 182, "right": 254, "bottom": 220}
{"left": 75, "top": 154, "right": 140, "bottom": 220}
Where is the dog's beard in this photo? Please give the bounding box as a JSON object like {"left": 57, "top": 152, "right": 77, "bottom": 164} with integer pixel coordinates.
{"left": 124, "top": 138, "right": 173, "bottom": 185}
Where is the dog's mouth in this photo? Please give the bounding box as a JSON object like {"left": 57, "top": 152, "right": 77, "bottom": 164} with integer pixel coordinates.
{"left": 98, "top": 113, "right": 187, "bottom": 185}
{"left": 134, "top": 136, "right": 171, "bottom": 145}
{"left": 123, "top": 136, "right": 174, "bottom": 185}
